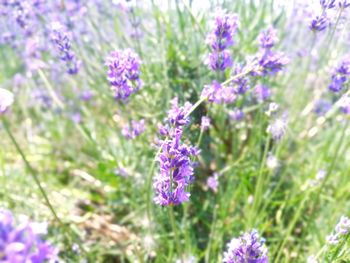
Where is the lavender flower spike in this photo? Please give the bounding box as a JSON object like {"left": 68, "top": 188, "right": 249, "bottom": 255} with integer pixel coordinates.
{"left": 153, "top": 98, "right": 199, "bottom": 206}
{"left": 328, "top": 58, "right": 350, "bottom": 93}
{"left": 258, "top": 26, "right": 278, "bottom": 49}
{"left": 0, "top": 88, "right": 14, "bottom": 114}
{"left": 326, "top": 216, "right": 350, "bottom": 245}
{"left": 51, "top": 22, "right": 80, "bottom": 75}
{"left": 205, "top": 10, "right": 238, "bottom": 71}
{"left": 122, "top": 119, "right": 145, "bottom": 139}
{"left": 309, "top": 15, "right": 328, "bottom": 32}
{"left": 0, "top": 209, "right": 58, "bottom": 262}
{"left": 106, "top": 49, "right": 142, "bottom": 101}
{"left": 223, "top": 229, "right": 268, "bottom": 263}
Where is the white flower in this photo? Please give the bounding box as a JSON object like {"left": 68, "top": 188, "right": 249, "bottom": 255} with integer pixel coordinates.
{"left": 0, "top": 88, "right": 14, "bottom": 114}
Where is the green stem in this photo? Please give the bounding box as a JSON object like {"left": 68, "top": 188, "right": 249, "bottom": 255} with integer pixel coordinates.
{"left": 37, "top": 69, "right": 65, "bottom": 109}
{"left": 251, "top": 135, "right": 271, "bottom": 224}
{"left": 168, "top": 206, "right": 183, "bottom": 261}
{"left": 274, "top": 195, "right": 308, "bottom": 262}
{"left": 2, "top": 118, "right": 63, "bottom": 225}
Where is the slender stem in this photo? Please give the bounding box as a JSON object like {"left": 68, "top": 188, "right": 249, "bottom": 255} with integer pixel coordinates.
{"left": 2, "top": 119, "right": 63, "bottom": 224}
{"left": 251, "top": 135, "right": 271, "bottom": 224}
{"left": 168, "top": 206, "right": 183, "bottom": 261}
{"left": 274, "top": 195, "right": 308, "bottom": 262}
{"left": 37, "top": 69, "right": 65, "bottom": 109}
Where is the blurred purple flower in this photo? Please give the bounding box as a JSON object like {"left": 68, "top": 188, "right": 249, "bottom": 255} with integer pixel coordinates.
{"left": 205, "top": 10, "right": 238, "bottom": 71}
{"left": 309, "top": 15, "right": 328, "bottom": 32}
{"left": 206, "top": 50, "right": 233, "bottom": 71}
{"left": 267, "top": 117, "right": 287, "bottom": 140}
{"left": 106, "top": 49, "right": 142, "bottom": 101}
{"left": 201, "top": 116, "right": 211, "bottom": 131}
{"left": 254, "top": 84, "right": 271, "bottom": 102}
{"left": 223, "top": 229, "right": 268, "bottom": 263}
{"left": 258, "top": 26, "right": 278, "bottom": 49}
{"left": 79, "top": 90, "right": 94, "bottom": 101}
{"left": 201, "top": 81, "right": 237, "bottom": 104}
{"left": 329, "top": 58, "right": 350, "bottom": 92}
{"left": 71, "top": 112, "right": 81, "bottom": 124}
{"left": 254, "top": 50, "right": 289, "bottom": 76}
{"left": 0, "top": 209, "right": 58, "bottom": 262}
{"left": 338, "top": 0, "right": 350, "bottom": 8}
{"left": 232, "top": 64, "right": 250, "bottom": 94}
{"left": 314, "top": 99, "right": 332, "bottom": 115}
{"left": 51, "top": 22, "right": 80, "bottom": 75}
{"left": 320, "top": 0, "right": 336, "bottom": 9}
{"left": 122, "top": 119, "right": 145, "bottom": 139}
{"left": 327, "top": 216, "right": 350, "bottom": 245}
{"left": 338, "top": 94, "right": 350, "bottom": 114}
{"left": 0, "top": 88, "right": 14, "bottom": 114}
{"left": 207, "top": 174, "right": 219, "bottom": 193}
{"left": 229, "top": 108, "right": 244, "bottom": 121}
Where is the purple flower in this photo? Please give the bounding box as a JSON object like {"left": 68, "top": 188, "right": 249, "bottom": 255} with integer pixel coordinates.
{"left": 338, "top": 0, "right": 350, "bottom": 8}
{"left": 0, "top": 209, "right": 58, "bottom": 263}
{"left": 205, "top": 10, "right": 238, "bottom": 71}
{"left": 320, "top": 0, "right": 336, "bottom": 9}
{"left": 338, "top": 94, "right": 350, "bottom": 114}
{"left": 258, "top": 27, "right": 278, "bottom": 49}
{"left": 51, "top": 22, "right": 80, "bottom": 75}
{"left": 79, "top": 90, "right": 94, "bottom": 101}
{"left": 0, "top": 88, "right": 14, "bottom": 114}
{"left": 153, "top": 98, "right": 199, "bottom": 206}
{"left": 207, "top": 174, "right": 219, "bottom": 193}
{"left": 267, "top": 117, "right": 287, "bottom": 140}
{"left": 255, "top": 50, "right": 289, "bottom": 76}
{"left": 71, "top": 112, "right": 82, "bottom": 124}
{"left": 206, "top": 11, "right": 238, "bottom": 51}
{"left": 223, "top": 230, "right": 268, "bottom": 263}
{"left": 122, "top": 119, "right": 145, "bottom": 139}
{"left": 106, "top": 49, "right": 142, "bottom": 101}
{"left": 201, "top": 116, "right": 211, "bottom": 131}
{"left": 232, "top": 64, "right": 250, "bottom": 94}
{"left": 229, "top": 108, "right": 244, "bottom": 121}
{"left": 206, "top": 50, "right": 233, "bottom": 71}
{"left": 327, "top": 216, "right": 350, "bottom": 245}
{"left": 314, "top": 99, "right": 332, "bottom": 115}
{"left": 254, "top": 84, "right": 271, "bottom": 102}
{"left": 329, "top": 58, "right": 350, "bottom": 92}
{"left": 201, "top": 81, "right": 237, "bottom": 104}
{"left": 309, "top": 15, "right": 328, "bottom": 31}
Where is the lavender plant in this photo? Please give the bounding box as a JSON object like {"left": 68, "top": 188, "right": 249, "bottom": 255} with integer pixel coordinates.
{"left": 0, "top": 1, "right": 350, "bottom": 262}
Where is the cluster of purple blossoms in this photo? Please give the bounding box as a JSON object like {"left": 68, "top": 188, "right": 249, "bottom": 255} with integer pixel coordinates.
{"left": 121, "top": 119, "right": 145, "bottom": 139}
{"left": 0, "top": 209, "right": 57, "bottom": 262}
{"left": 51, "top": 22, "right": 80, "bottom": 75}
{"left": 314, "top": 99, "right": 332, "bottom": 115}
{"left": 252, "top": 27, "right": 289, "bottom": 77}
{"left": 223, "top": 230, "right": 268, "bottom": 263}
{"left": 201, "top": 116, "right": 211, "bottom": 131}
{"left": 153, "top": 98, "right": 199, "bottom": 206}
{"left": 201, "top": 81, "right": 237, "bottom": 104}
{"left": 254, "top": 84, "right": 271, "bottom": 103}
{"left": 0, "top": 88, "right": 14, "bottom": 115}
{"left": 328, "top": 58, "right": 350, "bottom": 92}
{"left": 229, "top": 108, "right": 244, "bottom": 121}
{"left": 205, "top": 11, "right": 238, "bottom": 71}
{"left": 338, "top": 94, "right": 350, "bottom": 114}
{"left": 338, "top": 0, "right": 350, "bottom": 8}
{"left": 207, "top": 173, "right": 219, "bottom": 193}
{"left": 326, "top": 216, "right": 350, "bottom": 245}
{"left": 267, "top": 117, "right": 287, "bottom": 141}
{"left": 308, "top": 0, "right": 350, "bottom": 32}
{"left": 106, "top": 49, "right": 142, "bottom": 101}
